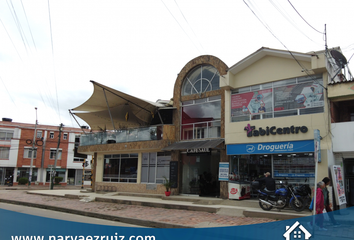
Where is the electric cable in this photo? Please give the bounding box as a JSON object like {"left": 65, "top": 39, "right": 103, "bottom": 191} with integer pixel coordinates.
{"left": 160, "top": 0, "right": 202, "bottom": 54}
{"left": 47, "top": 0, "right": 62, "bottom": 123}
{"left": 243, "top": 0, "right": 326, "bottom": 90}
{"left": 269, "top": 0, "right": 322, "bottom": 46}
{"left": 287, "top": 0, "right": 323, "bottom": 34}
{"left": 173, "top": 0, "right": 205, "bottom": 53}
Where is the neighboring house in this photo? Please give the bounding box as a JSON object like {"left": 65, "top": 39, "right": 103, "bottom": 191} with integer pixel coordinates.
{"left": 0, "top": 119, "right": 91, "bottom": 186}
{"left": 74, "top": 47, "right": 354, "bottom": 203}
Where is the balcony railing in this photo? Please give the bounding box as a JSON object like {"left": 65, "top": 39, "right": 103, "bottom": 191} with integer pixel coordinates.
{"left": 80, "top": 126, "right": 163, "bottom": 146}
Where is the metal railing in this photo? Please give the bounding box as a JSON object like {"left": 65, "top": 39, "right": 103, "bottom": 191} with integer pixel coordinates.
{"left": 80, "top": 126, "right": 163, "bottom": 146}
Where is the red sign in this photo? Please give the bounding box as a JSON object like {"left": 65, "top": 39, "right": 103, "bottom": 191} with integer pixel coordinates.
{"left": 230, "top": 188, "right": 238, "bottom": 195}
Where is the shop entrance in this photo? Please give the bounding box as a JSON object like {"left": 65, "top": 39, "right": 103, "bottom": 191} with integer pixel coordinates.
{"left": 344, "top": 159, "right": 354, "bottom": 206}
{"left": 181, "top": 151, "right": 220, "bottom": 197}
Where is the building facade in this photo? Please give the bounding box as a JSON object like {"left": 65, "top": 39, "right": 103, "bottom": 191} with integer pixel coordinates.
{"left": 0, "top": 119, "right": 91, "bottom": 186}
{"left": 75, "top": 47, "right": 353, "bottom": 205}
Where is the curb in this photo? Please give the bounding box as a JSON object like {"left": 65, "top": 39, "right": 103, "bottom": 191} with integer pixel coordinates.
{"left": 0, "top": 199, "right": 192, "bottom": 228}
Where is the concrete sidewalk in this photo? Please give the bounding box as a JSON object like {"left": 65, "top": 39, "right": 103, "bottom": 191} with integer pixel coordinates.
{"left": 0, "top": 186, "right": 313, "bottom": 228}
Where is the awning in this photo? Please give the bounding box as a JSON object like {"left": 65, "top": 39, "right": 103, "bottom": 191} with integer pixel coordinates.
{"left": 71, "top": 81, "right": 165, "bottom": 130}
{"left": 162, "top": 139, "right": 224, "bottom": 151}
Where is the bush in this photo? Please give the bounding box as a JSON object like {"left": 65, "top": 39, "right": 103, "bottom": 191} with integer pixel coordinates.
{"left": 54, "top": 176, "right": 63, "bottom": 184}
{"left": 18, "top": 177, "right": 28, "bottom": 185}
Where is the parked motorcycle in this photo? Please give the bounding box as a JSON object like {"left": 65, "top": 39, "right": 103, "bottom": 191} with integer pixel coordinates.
{"left": 252, "top": 180, "right": 306, "bottom": 212}
{"left": 292, "top": 183, "right": 312, "bottom": 210}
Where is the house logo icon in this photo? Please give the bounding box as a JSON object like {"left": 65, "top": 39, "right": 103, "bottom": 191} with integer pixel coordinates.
{"left": 283, "top": 221, "right": 311, "bottom": 240}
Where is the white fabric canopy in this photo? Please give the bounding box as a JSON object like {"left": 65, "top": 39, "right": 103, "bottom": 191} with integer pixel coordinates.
{"left": 71, "top": 81, "right": 165, "bottom": 130}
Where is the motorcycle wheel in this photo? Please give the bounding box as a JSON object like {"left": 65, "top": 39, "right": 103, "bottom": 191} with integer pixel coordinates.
{"left": 259, "top": 198, "right": 273, "bottom": 211}
{"left": 290, "top": 197, "right": 306, "bottom": 212}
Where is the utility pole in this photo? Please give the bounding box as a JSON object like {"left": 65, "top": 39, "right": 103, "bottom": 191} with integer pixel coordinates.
{"left": 28, "top": 107, "right": 38, "bottom": 188}
{"left": 50, "top": 123, "right": 64, "bottom": 190}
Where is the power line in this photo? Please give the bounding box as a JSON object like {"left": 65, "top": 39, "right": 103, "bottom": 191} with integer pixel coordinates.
{"left": 47, "top": 0, "right": 61, "bottom": 123}
{"left": 287, "top": 0, "right": 323, "bottom": 34}
{"left": 0, "top": 75, "right": 17, "bottom": 106}
{"left": 243, "top": 0, "right": 326, "bottom": 90}
{"left": 269, "top": 0, "right": 322, "bottom": 46}
{"left": 173, "top": 0, "right": 205, "bottom": 53}
{"left": 160, "top": 0, "right": 202, "bottom": 54}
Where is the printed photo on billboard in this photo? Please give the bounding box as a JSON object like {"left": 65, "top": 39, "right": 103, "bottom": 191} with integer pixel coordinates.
{"left": 231, "top": 89, "right": 272, "bottom": 117}
{"left": 274, "top": 83, "right": 324, "bottom": 111}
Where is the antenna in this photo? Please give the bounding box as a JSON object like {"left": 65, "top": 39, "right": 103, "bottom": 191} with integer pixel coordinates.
{"left": 329, "top": 49, "right": 352, "bottom": 83}
{"left": 330, "top": 50, "right": 347, "bottom": 68}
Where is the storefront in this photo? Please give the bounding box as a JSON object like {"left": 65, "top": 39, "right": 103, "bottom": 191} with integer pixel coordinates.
{"left": 227, "top": 140, "right": 316, "bottom": 198}
{"left": 162, "top": 139, "right": 224, "bottom": 197}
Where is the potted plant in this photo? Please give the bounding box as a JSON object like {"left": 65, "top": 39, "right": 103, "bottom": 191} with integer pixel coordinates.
{"left": 163, "top": 176, "right": 172, "bottom": 196}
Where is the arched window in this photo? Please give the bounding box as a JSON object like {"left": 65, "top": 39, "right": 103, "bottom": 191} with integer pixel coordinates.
{"left": 181, "top": 65, "right": 220, "bottom": 96}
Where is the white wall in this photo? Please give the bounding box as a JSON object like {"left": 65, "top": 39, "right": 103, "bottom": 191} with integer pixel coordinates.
{"left": 332, "top": 122, "right": 354, "bottom": 152}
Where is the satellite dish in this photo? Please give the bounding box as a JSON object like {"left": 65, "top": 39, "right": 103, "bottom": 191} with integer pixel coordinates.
{"left": 330, "top": 50, "right": 347, "bottom": 68}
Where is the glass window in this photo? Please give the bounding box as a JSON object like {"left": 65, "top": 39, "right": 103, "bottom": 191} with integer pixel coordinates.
{"left": 141, "top": 152, "right": 171, "bottom": 184}
{"left": 0, "top": 131, "right": 13, "bottom": 140}
{"left": 103, "top": 154, "right": 138, "bottom": 183}
{"left": 0, "top": 147, "right": 10, "bottom": 159}
{"left": 182, "top": 65, "right": 220, "bottom": 96}
{"left": 17, "top": 168, "right": 38, "bottom": 182}
{"left": 24, "top": 148, "right": 37, "bottom": 158}
{"left": 231, "top": 75, "right": 324, "bottom": 122}
{"left": 45, "top": 169, "right": 65, "bottom": 182}
{"left": 63, "top": 133, "right": 67, "bottom": 140}
{"left": 181, "top": 98, "right": 221, "bottom": 140}
{"left": 50, "top": 149, "right": 62, "bottom": 160}
{"left": 36, "top": 131, "right": 42, "bottom": 139}
{"left": 50, "top": 132, "right": 54, "bottom": 139}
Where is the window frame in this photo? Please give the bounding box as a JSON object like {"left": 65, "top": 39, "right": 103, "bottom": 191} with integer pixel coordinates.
{"left": 0, "top": 147, "right": 10, "bottom": 159}
{"left": 0, "top": 131, "right": 14, "bottom": 140}
{"left": 49, "top": 149, "right": 62, "bottom": 160}
{"left": 24, "top": 147, "right": 37, "bottom": 159}
{"left": 230, "top": 75, "right": 324, "bottom": 122}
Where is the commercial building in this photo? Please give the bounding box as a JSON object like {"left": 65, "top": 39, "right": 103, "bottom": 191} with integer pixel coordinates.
{"left": 74, "top": 47, "right": 353, "bottom": 205}
{"left": 0, "top": 119, "right": 91, "bottom": 186}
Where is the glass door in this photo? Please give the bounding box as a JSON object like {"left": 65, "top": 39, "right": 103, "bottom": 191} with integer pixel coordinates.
{"left": 0, "top": 168, "right": 3, "bottom": 185}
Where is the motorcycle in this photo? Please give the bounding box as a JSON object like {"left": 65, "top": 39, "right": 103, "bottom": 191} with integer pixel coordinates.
{"left": 292, "top": 183, "right": 312, "bottom": 211}
{"left": 252, "top": 180, "right": 306, "bottom": 212}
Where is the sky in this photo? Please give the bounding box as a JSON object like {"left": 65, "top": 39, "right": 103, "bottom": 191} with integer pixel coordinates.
{"left": 1, "top": 0, "right": 354, "bottom": 128}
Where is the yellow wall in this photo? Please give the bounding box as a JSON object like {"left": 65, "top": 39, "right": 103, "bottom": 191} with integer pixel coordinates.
{"left": 224, "top": 51, "right": 332, "bottom": 180}
{"left": 228, "top": 56, "right": 312, "bottom": 89}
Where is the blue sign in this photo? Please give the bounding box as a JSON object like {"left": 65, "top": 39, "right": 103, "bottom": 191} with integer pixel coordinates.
{"left": 274, "top": 173, "right": 315, "bottom": 178}
{"left": 227, "top": 140, "right": 314, "bottom": 155}
{"left": 218, "top": 162, "right": 229, "bottom": 181}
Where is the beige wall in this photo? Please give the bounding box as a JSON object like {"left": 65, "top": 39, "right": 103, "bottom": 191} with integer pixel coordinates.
{"left": 328, "top": 81, "right": 354, "bottom": 101}
{"left": 224, "top": 52, "right": 332, "bottom": 181}
{"left": 227, "top": 56, "right": 312, "bottom": 89}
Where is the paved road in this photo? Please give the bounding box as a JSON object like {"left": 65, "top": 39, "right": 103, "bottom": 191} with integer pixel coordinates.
{"left": 0, "top": 202, "right": 146, "bottom": 227}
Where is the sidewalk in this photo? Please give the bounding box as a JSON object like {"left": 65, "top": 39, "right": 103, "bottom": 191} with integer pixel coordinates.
{"left": 0, "top": 185, "right": 313, "bottom": 228}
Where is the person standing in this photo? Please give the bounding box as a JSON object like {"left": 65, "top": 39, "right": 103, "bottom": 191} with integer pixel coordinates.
{"left": 322, "top": 177, "right": 340, "bottom": 227}
{"left": 309, "top": 181, "right": 327, "bottom": 231}
{"left": 255, "top": 172, "right": 276, "bottom": 191}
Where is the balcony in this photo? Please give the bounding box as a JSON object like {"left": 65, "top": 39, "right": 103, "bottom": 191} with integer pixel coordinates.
{"left": 80, "top": 126, "right": 164, "bottom": 146}
{"left": 331, "top": 122, "right": 354, "bottom": 152}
